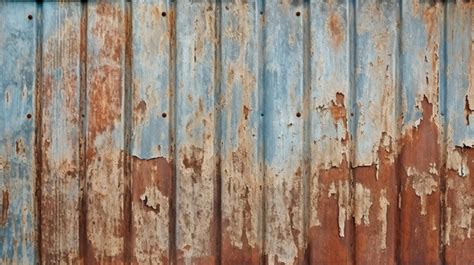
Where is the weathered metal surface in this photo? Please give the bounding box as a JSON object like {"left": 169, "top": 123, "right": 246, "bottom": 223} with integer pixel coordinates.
{"left": 0, "top": 2, "right": 38, "bottom": 264}
{"left": 0, "top": 1, "right": 474, "bottom": 265}
{"left": 41, "top": 2, "right": 82, "bottom": 263}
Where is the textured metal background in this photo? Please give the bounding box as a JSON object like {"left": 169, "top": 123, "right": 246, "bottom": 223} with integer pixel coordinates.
{"left": 0, "top": 0, "right": 473, "bottom": 264}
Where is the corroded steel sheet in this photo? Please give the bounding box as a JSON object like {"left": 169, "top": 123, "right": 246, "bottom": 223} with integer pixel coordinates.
{"left": 0, "top": 1, "right": 473, "bottom": 265}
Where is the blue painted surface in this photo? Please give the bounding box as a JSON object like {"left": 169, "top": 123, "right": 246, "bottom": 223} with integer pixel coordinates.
{"left": 263, "top": 2, "right": 305, "bottom": 263}
{"left": 0, "top": 3, "right": 38, "bottom": 264}
{"left": 132, "top": 0, "right": 172, "bottom": 160}
{"left": 174, "top": 1, "right": 218, "bottom": 261}
{"left": 446, "top": 2, "right": 473, "bottom": 147}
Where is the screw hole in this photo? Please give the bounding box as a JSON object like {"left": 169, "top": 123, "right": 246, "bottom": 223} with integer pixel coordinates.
{"left": 296, "top": 11, "right": 301, "bottom": 17}
{"left": 161, "top": 12, "right": 167, "bottom": 17}
{"left": 260, "top": 11, "right": 264, "bottom": 15}
{"left": 26, "top": 113, "right": 32, "bottom": 119}
{"left": 28, "top": 14, "right": 33, "bottom": 20}
{"left": 296, "top": 112, "right": 301, "bottom": 118}
{"left": 161, "top": 113, "right": 167, "bottom": 118}
{"left": 260, "top": 113, "right": 264, "bottom": 117}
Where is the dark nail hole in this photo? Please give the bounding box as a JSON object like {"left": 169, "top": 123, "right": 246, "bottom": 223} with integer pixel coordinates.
{"left": 161, "top": 112, "right": 167, "bottom": 118}
{"left": 260, "top": 113, "right": 264, "bottom": 117}
{"left": 260, "top": 11, "right": 264, "bottom": 15}
{"left": 296, "top": 112, "right": 301, "bottom": 118}
{"left": 161, "top": 12, "right": 166, "bottom": 17}
{"left": 296, "top": 11, "right": 301, "bottom": 17}
{"left": 28, "top": 14, "right": 33, "bottom": 20}
{"left": 26, "top": 113, "right": 32, "bottom": 119}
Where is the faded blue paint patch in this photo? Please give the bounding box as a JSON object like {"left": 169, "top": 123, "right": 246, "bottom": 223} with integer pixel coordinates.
{"left": 309, "top": 0, "right": 350, "bottom": 157}
{"left": 0, "top": 2, "right": 38, "bottom": 264}
{"left": 446, "top": 2, "right": 473, "bottom": 147}
{"left": 401, "top": 0, "right": 441, "bottom": 127}
{"left": 354, "top": 0, "right": 398, "bottom": 165}
{"left": 131, "top": 0, "right": 172, "bottom": 159}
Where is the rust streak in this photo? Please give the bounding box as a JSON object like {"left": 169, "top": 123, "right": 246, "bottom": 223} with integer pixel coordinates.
{"left": 328, "top": 12, "right": 344, "bottom": 48}
{"left": 0, "top": 190, "right": 9, "bottom": 226}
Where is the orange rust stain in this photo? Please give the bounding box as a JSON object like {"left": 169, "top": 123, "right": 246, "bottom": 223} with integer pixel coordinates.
{"left": 399, "top": 96, "right": 441, "bottom": 265}
{"left": 1, "top": 190, "right": 8, "bottom": 226}
{"left": 182, "top": 147, "right": 204, "bottom": 183}
{"left": 329, "top": 92, "right": 346, "bottom": 123}
{"left": 87, "top": 3, "right": 124, "bottom": 144}
{"left": 422, "top": 5, "right": 438, "bottom": 43}
{"left": 87, "top": 65, "right": 122, "bottom": 140}
{"left": 328, "top": 12, "right": 344, "bottom": 48}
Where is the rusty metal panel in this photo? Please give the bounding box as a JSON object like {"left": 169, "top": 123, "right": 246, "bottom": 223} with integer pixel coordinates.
{"left": 1, "top": 1, "right": 474, "bottom": 265}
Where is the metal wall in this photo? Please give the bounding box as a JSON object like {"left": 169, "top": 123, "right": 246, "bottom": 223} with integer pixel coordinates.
{"left": 0, "top": 0, "right": 473, "bottom": 264}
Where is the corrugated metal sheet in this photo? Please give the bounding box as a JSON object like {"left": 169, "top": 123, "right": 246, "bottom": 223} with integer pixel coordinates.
{"left": 0, "top": 0, "right": 473, "bottom": 264}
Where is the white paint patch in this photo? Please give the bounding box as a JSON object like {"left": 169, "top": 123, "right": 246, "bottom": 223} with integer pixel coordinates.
{"left": 445, "top": 207, "right": 452, "bottom": 246}
{"left": 407, "top": 167, "right": 438, "bottom": 215}
{"left": 328, "top": 180, "right": 351, "bottom": 237}
{"left": 355, "top": 183, "right": 372, "bottom": 226}
{"left": 447, "top": 149, "right": 469, "bottom": 177}
{"left": 140, "top": 186, "right": 165, "bottom": 211}
{"left": 459, "top": 207, "right": 473, "bottom": 239}
{"left": 378, "top": 189, "right": 390, "bottom": 249}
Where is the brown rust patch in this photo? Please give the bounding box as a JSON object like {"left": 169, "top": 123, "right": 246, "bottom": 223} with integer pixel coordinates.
{"left": 327, "top": 12, "right": 344, "bottom": 48}
{"left": 399, "top": 96, "right": 441, "bottom": 265}
{"left": 131, "top": 156, "right": 172, "bottom": 202}
{"left": 465, "top": 95, "right": 473, "bottom": 125}
{"left": 354, "top": 135, "right": 398, "bottom": 265}
{"left": 309, "top": 159, "right": 354, "bottom": 265}
{"left": 243, "top": 105, "right": 250, "bottom": 120}
{"left": 134, "top": 100, "right": 147, "bottom": 123}
{"left": 0, "top": 190, "right": 8, "bottom": 226}
{"left": 130, "top": 155, "right": 172, "bottom": 264}
{"left": 182, "top": 147, "right": 204, "bottom": 183}
{"left": 15, "top": 138, "right": 26, "bottom": 156}
{"left": 444, "top": 147, "right": 474, "bottom": 264}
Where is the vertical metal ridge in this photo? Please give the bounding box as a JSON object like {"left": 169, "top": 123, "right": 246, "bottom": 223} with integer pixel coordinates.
{"left": 439, "top": 2, "right": 449, "bottom": 264}
{"left": 258, "top": 1, "right": 267, "bottom": 263}
{"left": 395, "top": 1, "right": 403, "bottom": 264}
{"left": 395, "top": 0, "right": 403, "bottom": 264}
{"left": 214, "top": 2, "right": 223, "bottom": 265}
{"left": 348, "top": 0, "right": 357, "bottom": 264}
{"left": 78, "top": 0, "right": 88, "bottom": 262}
{"left": 34, "top": 1, "right": 44, "bottom": 263}
{"left": 301, "top": 1, "right": 312, "bottom": 263}
{"left": 123, "top": 0, "right": 133, "bottom": 263}
{"left": 169, "top": 1, "right": 178, "bottom": 263}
